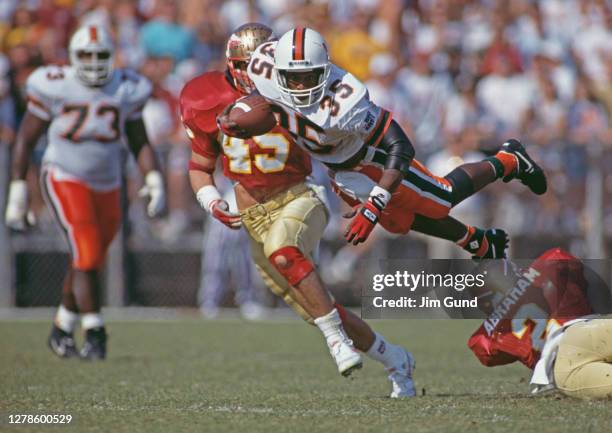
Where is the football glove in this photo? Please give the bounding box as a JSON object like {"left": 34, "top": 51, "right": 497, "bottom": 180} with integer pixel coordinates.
{"left": 344, "top": 200, "right": 381, "bottom": 245}
{"left": 344, "top": 186, "right": 390, "bottom": 245}
{"left": 210, "top": 199, "right": 242, "bottom": 230}
{"left": 4, "top": 180, "right": 35, "bottom": 231}
{"left": 138, "top": 170, "right": 166, "bottom": 217}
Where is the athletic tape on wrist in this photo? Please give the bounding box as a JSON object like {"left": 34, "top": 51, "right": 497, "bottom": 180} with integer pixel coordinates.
{"left": 369, "top": 185, "right": 391, "bottom": 209}
{"left": 145, "top": 170, "right": 163, "bottom": 188}
{"left": 196, "top": 185, "right": 222, "bottom": 213}
{"left": 8, "top": 180, "right": 28, "bottom": 205}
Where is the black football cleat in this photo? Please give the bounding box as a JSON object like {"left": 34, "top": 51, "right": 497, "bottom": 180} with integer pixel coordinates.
{"left": 500, "top": 139, "right": 547, "bottom": 195}
{"left": 48, "top": 325, "right": 79, "bottom": 359}
{"left": 473, "top": 228, "right": 509, "bottom": 260}
{"left": 80, "top": 327, "right": 107, "bottom": 361}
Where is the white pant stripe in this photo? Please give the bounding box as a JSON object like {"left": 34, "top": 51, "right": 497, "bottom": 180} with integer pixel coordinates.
{"left": 400, "top": 179, "right": 452, "bottom": 208}
{"left": 43, "top": 169, "right": 80, "bottom": 263}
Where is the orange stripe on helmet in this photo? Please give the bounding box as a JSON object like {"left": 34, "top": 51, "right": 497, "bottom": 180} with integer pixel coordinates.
{"left": 89, "top": 26, "right": 98, "bottom": 42}
{"left": 292, "top": 27, "right": 305, "bottom": 60}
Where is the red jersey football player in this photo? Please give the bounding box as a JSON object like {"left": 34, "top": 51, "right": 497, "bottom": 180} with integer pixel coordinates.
{"left": 180, "top": 23, "right": 416, "bottom": 397}
{"left": 468, "top": 248, "right": 612, "bottom": 399}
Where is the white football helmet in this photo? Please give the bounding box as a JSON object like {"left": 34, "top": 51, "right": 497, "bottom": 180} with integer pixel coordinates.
{"left": 69, "top": 25, "right": 115, "bottom": 86}
{"left": 274, "top": 27, "right": 331, "bottom": 107}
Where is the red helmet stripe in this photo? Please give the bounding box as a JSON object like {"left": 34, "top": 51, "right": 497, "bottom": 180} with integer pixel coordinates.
{"left": 292, "top": 27, "right": 305, "bottom": 60}
{"left": 89, "top": 26, "right": 98, "bottom": 42}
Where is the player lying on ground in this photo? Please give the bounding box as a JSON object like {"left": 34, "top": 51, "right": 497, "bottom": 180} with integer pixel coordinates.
{"left": 4, "top": 25, "right": 165, "bottom": 360}
{"left": 468, "top": 249, "right": 612, "bottom": 399}
{"left": 219, "top": 26, "right": 547, "bottom": 258}
{"left": 181, "top": 23, "right": 415, "bottom": 397}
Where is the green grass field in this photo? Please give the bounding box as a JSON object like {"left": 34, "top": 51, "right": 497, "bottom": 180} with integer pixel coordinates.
{"left": 1, "top": 318, "right": 610, "bottom": 433}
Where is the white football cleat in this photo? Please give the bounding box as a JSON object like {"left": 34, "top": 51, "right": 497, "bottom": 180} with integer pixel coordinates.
{"left": 329, "top": 339, "right": 363, "bottom": 377}
{"left": 388, "top": 349, "right": 416, "bottom": 398}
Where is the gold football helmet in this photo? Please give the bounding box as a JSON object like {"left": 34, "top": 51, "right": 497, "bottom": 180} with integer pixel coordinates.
{"left": 226, "top": 22, "right": 274, "bottom": 94}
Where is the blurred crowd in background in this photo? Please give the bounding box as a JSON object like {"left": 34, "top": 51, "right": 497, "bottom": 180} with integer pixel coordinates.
{"left": 0, "top": 0, "right": 611, "bottom": 310}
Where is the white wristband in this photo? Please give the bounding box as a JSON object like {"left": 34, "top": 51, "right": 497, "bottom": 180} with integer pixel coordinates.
{"left": 196, "top": 185, "right": 222, "bottom": 213}
{"left": 145, "top": 170, "right": 163, "bottom": 188}
{"left": 8, "top": 180, "right": 28, "bottom": 207}
{"left": 369, "top": 185, "right": 391, "bottom": 208}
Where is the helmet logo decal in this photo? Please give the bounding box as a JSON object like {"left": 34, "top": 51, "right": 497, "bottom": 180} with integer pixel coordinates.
{"left": 292, "top": 27, "right": 305, "bottom": 61}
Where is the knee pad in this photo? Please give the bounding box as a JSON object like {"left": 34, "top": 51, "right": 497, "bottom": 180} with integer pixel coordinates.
{"left": 269, "top": 246, "right": 314, "bottom": 286}
{"left": 444, "top": 167, "right": 474, "bottom": 206}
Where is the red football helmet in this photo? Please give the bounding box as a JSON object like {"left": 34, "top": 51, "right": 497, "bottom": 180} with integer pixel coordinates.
{"left": 226, "top": 23, "right": 274, "bottom": 94}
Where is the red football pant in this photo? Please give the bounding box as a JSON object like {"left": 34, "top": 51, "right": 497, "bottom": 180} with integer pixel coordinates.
{"left": 41, "top": 169, "right": 121, "bottom": 271}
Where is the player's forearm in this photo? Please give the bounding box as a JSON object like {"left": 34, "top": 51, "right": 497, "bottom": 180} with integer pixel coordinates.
{"left": 189, "top": 169, "right": 215, "bottom": 194}
{"left": 125, "top": 119, "right": 160, "bottom": 175}
{"left": 134, "top": 145, "right": 160, "bottom": 175}
{"left": 378, "top": 168, "right": 402, "bottom": 193}
{"left": 10, "top": 112, "right": 49, "bottom": 180}
{"left": 11, "top": 136, "right": 33, "bottom": 180}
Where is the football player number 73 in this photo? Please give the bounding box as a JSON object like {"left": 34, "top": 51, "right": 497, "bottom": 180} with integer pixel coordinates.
{"left": 223, "top": 133, "right": 290, "bottom": 174}
{"left": 61, "top": 104, "right": 120, "bottom": 142}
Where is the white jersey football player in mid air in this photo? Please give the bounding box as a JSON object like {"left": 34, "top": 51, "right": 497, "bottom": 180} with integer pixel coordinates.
{"left": 225, "top": 27, "right": 547, "bottom": 257}
{"left": 4, "top": 25, "right": 165, "bottom": 360}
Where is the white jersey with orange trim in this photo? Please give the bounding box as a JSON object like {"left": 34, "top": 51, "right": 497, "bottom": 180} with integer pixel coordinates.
{"left": 26, "top": 65, "right": 152, "bottom": 190}
{"left": 247, "top": 41, "right": 392, "bottom": 166}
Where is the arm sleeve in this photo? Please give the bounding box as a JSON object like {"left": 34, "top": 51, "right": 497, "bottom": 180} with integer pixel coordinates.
{"left": 377, "top": 119, "right": 415, "bottom": 172}
{"left": 25, "top": 68, "right": 54, "bottom": 121}
{"left": 125, "top": 73, "right": 153, "bottom": 121}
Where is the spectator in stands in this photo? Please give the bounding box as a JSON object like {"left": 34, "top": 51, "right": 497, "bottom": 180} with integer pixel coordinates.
{"left": 533, "top": 40, "right": 575, "bottom": 104}
{"left": 476, "top": 52, "right": 535, "bottom": 141}
{"left": 0, "top": 0, "right": 609, "bottom": 262}
{"left": 567, "top": 81, "right": 610, "bottom": 147}
{"left": 396, "top": 49, "right": 453, "bottom": 153}
{"left": 140, "top": 0, "right": 195, "bottom": 64}
{"left": 521, "top": 73, "right": 567, "bottom": 147}
{"left": 0, "top": 55, "right": 15, "bottom": 145}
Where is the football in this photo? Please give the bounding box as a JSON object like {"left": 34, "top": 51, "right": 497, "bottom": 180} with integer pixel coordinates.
{"left": 228, "top": 94, "right": 277, "bottom": 136}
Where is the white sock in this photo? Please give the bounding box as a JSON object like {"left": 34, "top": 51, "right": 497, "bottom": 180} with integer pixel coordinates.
{"left": 55, "top": 305, "right": 79, "bottom": 333}
{"left": 313, "top": 308, "right": 350, "bottom": 346}
{"left": 81, "top": 313, "right": 104, "bottom": 330}
{"left": 365, "top": 332, "right": 404, "bottom": 369}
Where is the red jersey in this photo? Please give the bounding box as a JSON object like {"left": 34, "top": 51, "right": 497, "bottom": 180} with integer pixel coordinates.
{"left": 468, "top": 248, "right": 593, "bottom": 369}
{"left": 179, "top": 71, "right": 311, "bottom": 191}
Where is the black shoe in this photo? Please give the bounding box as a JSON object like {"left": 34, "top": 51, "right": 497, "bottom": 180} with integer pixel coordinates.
{"left": 80, "top": 327, "right": 107, "bottom": 361}
{"left": 48, "top": 325, "right": 79, "bottom": 359}
{"left": 500, "top": 139, "right": 547, "bottom": 195}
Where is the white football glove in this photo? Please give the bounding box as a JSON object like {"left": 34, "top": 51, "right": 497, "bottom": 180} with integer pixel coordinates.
{"left": 4, "top": 180, "right": 35, "bottom": 230}
{"left": 138, "top": 170, "right": 166, "bottom": 217}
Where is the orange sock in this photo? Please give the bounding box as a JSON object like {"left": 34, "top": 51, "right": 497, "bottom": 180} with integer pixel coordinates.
{"left": 495, "top": 151, "right": 518, "bottom": 177}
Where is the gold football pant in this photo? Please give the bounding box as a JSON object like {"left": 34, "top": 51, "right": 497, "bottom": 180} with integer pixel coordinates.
{"left": 554, "top": 317, "right": 612, "bottom": 400}
{"left": 241, "top": 183, "right": 328, "bottom": 323}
